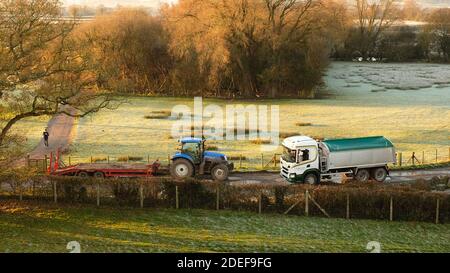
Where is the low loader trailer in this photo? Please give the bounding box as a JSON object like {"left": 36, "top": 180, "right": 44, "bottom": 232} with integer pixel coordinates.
{"left": 281, "top": 135, "right": 396, "bottom": 184}
{"left": 47, "top": 150, "right": 161, "bottom": 178}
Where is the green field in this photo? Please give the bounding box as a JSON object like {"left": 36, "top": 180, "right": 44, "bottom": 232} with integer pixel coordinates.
{"left": 0, "top": 201, "right": 449, "bottom": 253}
{"left": 0, "top": 115, "right": 50, "bottom": 151}
{"left": 66, "top": 62, "right": 450, "bottom": 167}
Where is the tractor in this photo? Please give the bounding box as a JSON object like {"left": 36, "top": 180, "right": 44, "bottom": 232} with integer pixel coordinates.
{"left": 170, "top": 137, "right": 234, "bottom": 181}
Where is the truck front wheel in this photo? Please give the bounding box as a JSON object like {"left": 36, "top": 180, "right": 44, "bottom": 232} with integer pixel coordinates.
{"left": 211, "top": 164, "right": 229, "bottom": 182}
{"left": 304, "top": 173, "right": 319, "bottom": 185}
{"left": 372, "top": 168, "right": 388, "bottom": 182}
{"left": 170, "top": 159, "right": 194, "bottom": 180}
{"left": 355, "top": 169, "right": 370, "bottom": 182}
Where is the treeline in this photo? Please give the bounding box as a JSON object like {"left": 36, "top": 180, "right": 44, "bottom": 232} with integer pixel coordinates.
{"left": 68, "top": 0, "right": 450, "bottom": 98}
{"left": 334, "top": 7, "right": 450, "bottom": 62}
{"left": 72, "top": 0, "right": 347, "bottom": 98}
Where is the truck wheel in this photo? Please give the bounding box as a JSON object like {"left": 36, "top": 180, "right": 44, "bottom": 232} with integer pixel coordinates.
{"left": 78, "top": 171, "right": 89, "bottom": 178}
{"left": 304, "top": 173, "right": 319, "bottom": 185}
{"left": 170, "top": 159, "right": 194, "bottom": 180}
{"left": 355, "top": 169, "right": 370, "bottom": 182}
{"left": 211, "top": 164, "right": 229, "bottom": 182}
{"left": 93, "top": 172, "right": 105, "bottom": 179}
{"left": 372, "top": 168, "right": 388, "bottom": 182}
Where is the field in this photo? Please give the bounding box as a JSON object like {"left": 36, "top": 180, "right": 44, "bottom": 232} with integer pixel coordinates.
{"left": 0, "top": 201, "right": 449, "bottom": 253}
{"left": 0, "top": 115, "right": 50, "bottom": 151}
{"left": 64, "top": 62, "right": 450, "bottom": 167}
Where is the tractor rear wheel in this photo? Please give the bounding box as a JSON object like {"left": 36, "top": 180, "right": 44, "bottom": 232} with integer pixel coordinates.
{"left": 170, "top": 159, "right": 194, "bottom": 180}
{"left": 211, "top": 164, "right": 229, "bottom": 182}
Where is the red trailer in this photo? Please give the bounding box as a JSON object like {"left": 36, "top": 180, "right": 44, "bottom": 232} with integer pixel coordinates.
{"left": 48, "top": 150, "right": 161, "bottom": 178}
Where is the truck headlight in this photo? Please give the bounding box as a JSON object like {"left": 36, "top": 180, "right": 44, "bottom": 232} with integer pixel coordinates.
{"left": 289, "top": 173, "right": 296, "bottom": 179}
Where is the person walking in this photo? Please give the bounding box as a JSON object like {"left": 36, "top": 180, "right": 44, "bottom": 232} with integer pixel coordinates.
{"left": 43, "top": 128, "right": 49, "bottom": 147}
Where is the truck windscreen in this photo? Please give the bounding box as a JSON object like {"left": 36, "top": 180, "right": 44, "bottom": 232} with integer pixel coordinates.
{"left": 282, "top": 146, "right": 296, "bottom": 163}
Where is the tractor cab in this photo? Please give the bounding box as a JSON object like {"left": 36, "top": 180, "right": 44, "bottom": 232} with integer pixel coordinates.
{"left": 170, "top": 137, "right": 233, "bottom": 181}
{"left": 179, "top": 137, "right": 204, "bottom": 164}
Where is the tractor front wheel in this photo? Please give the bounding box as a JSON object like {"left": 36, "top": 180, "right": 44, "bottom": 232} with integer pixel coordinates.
{"left": 170, "top": 159, "right": 194, "bottom": 180}
{"left": 211, "top": 164, "right": 229, "bottom": 182}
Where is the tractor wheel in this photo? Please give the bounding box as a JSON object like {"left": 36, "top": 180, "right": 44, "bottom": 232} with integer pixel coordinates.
{"left": 78, "top": 171, "right": 89, "bottom": 178}
{"left": 93, "top": 172, "right": 105, "bottom": 179}
{"left": 211, "top": 164, "right": 229, "bottom": 182}
{"left": 372, "top": 168, "right": 388, "bottom": 182}
{"left": 355, "top": 169, "right": 370, "bottom": 182}
{"left": 170, "top": 159, "right": 194, "bottom": 180}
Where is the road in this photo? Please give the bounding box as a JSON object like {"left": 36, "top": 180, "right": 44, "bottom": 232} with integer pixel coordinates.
{"left": 227, "top": 168, "right": 450, "bottom": 185}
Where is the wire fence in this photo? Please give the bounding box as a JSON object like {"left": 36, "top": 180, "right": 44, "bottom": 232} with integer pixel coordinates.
{"left": 1, "top": 176, "right": 449, "bottom": 223}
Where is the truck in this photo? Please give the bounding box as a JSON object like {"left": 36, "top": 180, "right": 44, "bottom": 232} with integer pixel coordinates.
{"left": 280, "top": 135, "right": 396, "bottom": 184}
{"left": 170, "top": 137, "right": 234, "bottom": 181}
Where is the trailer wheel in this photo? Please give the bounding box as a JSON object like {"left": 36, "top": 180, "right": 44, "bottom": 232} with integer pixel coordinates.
{"left": 211, "top": 164, "right": 229, "bottom": 182}
{"left": 78, "top": 171, "right": 89, "bottom": 178}
{"left": 355, "top": 169, "right": 370, "bottom": 182}
{"left": 304, "top": 173, "right": 319, "bottom": 185}
{"left": 372, "top": 168, "right": 387, "bottom": 182}
{"left": 93, "top": 172, "right": 105, "bottom": 179}
{"left": 170, "top": 159, "right": 194, "bottom": 180}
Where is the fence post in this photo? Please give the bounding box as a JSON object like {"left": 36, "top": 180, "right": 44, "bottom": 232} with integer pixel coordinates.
{"left": 436, "top": 199, "right": 440, "bottom": 224}
{"left": 239, "top": 154, "right": 242, "bottom": 169}
{"left": 69, "top": 156, "right": 72, "bottom": 166}
{"left": 139, "top": 182, "right": 144, "bottom": 209}
{"left": 19, "top": 182, "right": 23, "bottom": 201}
{"left": 147, "top": 155, "right": 150, "bottom": 164}
{"left": 53, "top": 180, "right": 57, "bottom": 203}
{"left": 216, "top": 185, "right": 220, "bottom": 210}
{"left": 96, "top": 183, "right": 100, "bottom": 207}
{"left": 261, "top": 154, "right": 264, "bottom": 169}
{"left": 258, "top": 191, "right": 262, "bottom": 214}
{"left": 436, "top": 149, "right": 438, "bottom": 163}
{"left": 389, "top": 197, "right": 393, "bottom": 222}
{"left": 107, "top": 156, "right": 110, "bottom": 164}
{"left": 175, "top": 185, "right": 179, "bottom": 209}
{"left": 398, "top": 152, "right": 402, "bottom": 167}
{"left": 305, "top": 190, "right": 309, "bottom": 217}
{"left": 346, "top": 194, "right": 350, "bottom": 219}
{"left": 44, "top": 155, "right": 48, "bottom": 173}
{"left": 422, "top": 151, "right": 425, "bottom": 164}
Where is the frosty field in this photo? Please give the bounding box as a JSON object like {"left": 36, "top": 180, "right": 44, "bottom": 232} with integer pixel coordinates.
{"left": 62, "top": 62, "right": 449, "bottom": 167}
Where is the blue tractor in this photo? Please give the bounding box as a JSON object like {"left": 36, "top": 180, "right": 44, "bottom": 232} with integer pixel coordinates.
{"left": 170, "top": 137, "right": 234, "bottom": 181}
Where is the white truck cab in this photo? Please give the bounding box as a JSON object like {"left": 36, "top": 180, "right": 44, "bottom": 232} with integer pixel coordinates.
{"left": 281, "top": 135, "right": 396, "bottom": 184}
{"left": 281, "top": 136, "right": 321, "bottom": 184}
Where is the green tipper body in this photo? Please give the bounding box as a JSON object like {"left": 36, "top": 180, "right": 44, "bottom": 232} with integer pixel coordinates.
{"left": 323, "top": 136, "right": 394, "bottom": 152}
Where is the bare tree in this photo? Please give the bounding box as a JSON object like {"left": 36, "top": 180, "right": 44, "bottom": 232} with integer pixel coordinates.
{"left": 0, "top": 0, "right": 117, "bottom": 151}
{"left": 354, "top": 0, "right": 398, "bottom": 58}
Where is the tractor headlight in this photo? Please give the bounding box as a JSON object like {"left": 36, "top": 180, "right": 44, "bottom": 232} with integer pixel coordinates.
{"left": 289, "top": 173, "right": 296, "bottom": 179}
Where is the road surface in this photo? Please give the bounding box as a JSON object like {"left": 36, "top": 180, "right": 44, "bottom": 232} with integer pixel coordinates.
{"left": 227, "top": 168, "right": 450, "bottom": 185}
